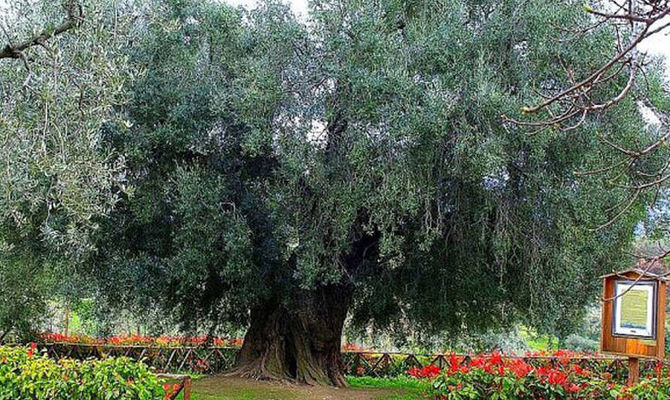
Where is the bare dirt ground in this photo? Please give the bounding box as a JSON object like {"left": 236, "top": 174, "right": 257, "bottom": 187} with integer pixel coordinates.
{"left": 189, "top": 376, "right": 415, "bottom": 400}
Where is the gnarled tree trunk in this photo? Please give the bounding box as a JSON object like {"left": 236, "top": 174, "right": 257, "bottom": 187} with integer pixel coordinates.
{"left": 230, "top": 284, "right": 351, "bottom": 387}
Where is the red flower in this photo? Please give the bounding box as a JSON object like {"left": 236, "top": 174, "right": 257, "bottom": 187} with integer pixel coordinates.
{"left": 26, "top": 342, "right": 36, "bottom": 357}
{"left": 547, "top": 370, "right": 567, "bottom": 386}
{"left": 509, "top": 359, "right": 532, "bottom": 378}
{"left": 489, "top": 352, "right": 502, "bottom": 365}
{"left": 567, "top": 384, "right": 581, "bottom": 393}
{"left": 406, "top": 364, "right": 441, "bottom": 379}
{"left": 449, "top": 353, "right": 460, "bottom": 373}
{"left": 572, "top": 364, "right": 590, "bottom": 377}
{"left": 470, "top": 356, "right": 485, "bottom": 368}
{"left": 420, "top": 364, "right": 442, "bottom": 378}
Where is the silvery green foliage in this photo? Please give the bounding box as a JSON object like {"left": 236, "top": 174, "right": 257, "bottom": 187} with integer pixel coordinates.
{"left": 90, "top": 0, "right": 662, "bottom": 340}
{"left": 0, "top": 0, "right": 137, "bottom": 259}
{"left": 0, "top": 0, "right": 143, "bottom": 338}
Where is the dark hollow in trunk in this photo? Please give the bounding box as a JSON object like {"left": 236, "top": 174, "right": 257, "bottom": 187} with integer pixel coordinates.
{"left": 229, "top": 285, "right": 351, "bottom": 387}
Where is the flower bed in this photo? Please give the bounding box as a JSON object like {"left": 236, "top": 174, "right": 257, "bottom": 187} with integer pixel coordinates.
{"left": 406, "top": 351, "right": 670, "bottom": 399}
{"left": 40, "top": 332, "right": 243, "bottom": 348}
{"left": 0, "top": 344, "right": 166, "bottom": 400}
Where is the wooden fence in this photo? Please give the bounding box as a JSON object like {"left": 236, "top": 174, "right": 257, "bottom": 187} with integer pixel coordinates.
{"left": 38, "top": 342, "right": 665, "bottom": 380}
{"left": 40, "top": 343, "right": 238, "bottom": 374}
{"left": 342, "top": 351, "right": 666, "bottom": 380}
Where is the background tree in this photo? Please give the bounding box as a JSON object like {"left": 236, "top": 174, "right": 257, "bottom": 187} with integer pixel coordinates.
{"left": 0, "top": 0, "right": 137, "bottom": 340}
{"left": 90, "top": 0, "right": 658, "bottom": 386}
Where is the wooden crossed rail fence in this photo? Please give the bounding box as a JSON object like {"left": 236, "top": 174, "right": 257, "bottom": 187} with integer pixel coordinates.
{"left": 37, "top": 342, "right": 668, "bottom": 380}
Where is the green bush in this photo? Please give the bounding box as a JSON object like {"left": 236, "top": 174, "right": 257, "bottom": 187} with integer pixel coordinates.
{"left": 0, "top": 344, "right": 164, "bottom": 400}
{"left": 563, "top": 334, "right": 599, "bottom": 352}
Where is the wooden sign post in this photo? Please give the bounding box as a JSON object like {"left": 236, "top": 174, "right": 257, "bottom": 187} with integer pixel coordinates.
{"left": 601, "top": 269, "right": 666, "bottom": 384}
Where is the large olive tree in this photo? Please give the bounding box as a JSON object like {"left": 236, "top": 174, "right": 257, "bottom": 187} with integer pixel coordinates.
{"left": 89, "top": 0, "right": 661, "bottom": 386}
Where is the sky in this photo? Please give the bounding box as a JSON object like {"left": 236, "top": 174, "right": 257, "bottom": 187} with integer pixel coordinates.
{"left": 225, "top": 0, "right": 670, "bottom": 78}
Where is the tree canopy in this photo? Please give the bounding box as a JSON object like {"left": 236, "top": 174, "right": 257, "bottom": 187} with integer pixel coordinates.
{"left": 0, "top": 0, "right": 139, "bottom": 338}
{"left": 1, "top": 0, "right": 667, "bottom": 386}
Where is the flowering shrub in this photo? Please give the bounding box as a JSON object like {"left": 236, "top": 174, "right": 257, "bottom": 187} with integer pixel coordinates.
{"left": 408, "top": 364, "right": 443, "bottom": 379}
{"left": 0, "top": 344, "right": 165, "bottom": 400}
{"left": 405, "top": 351, "right": 670, "bottom": 399}
{"left": 41, "top": 332, "right": 244, "bottom": 348}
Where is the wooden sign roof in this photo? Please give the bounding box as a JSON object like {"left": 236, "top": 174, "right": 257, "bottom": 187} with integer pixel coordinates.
{"left": 600, "top": 268, "right": 667, "bottom": 281}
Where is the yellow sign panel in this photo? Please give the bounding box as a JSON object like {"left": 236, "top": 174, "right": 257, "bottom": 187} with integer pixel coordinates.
{"left": 620, "top": 289, "right": 650, "bottom": 330}
{"left": 613, "top": 281, "right": 656, "bottom": 339}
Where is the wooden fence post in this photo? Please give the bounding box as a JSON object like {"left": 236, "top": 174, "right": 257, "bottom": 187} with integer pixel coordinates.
{"left": 183, "top": 376, "right": 191, "bottom": 400}
{"left": 628, "top": 357, "right": 639, "bottom": 386}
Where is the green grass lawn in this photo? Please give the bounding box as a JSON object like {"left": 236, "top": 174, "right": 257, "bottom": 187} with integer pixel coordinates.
{"left": 518, "top": 325, "right": 558, "bottom": 351}
{"left": 347, "top": 376, "right": 431, "bottom": 399}
{"left": 173, "top": 375, "right": 430, "bottom": 400}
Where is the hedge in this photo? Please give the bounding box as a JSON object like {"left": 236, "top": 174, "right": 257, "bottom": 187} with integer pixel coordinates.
{"left": 0, "top": 344, "right": 164, "bottom": 400}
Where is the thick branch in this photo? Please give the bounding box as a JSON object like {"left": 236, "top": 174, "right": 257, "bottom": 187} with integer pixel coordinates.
{"left": 520, "top": 23, "right": 648, "bottom": 115}
{"left": 0, "top": 2, "right": 82, "bottom": 60}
